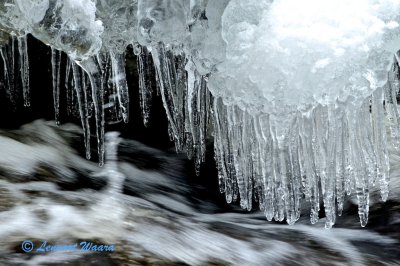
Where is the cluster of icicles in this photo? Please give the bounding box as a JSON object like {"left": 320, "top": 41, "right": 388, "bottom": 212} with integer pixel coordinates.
{"left": 1, "top": 36, "right": 399, "bottom": 228}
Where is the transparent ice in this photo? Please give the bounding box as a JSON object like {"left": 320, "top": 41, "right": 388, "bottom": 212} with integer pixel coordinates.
{"left": 1, "top": 0, "right": 400, "bottom": 227}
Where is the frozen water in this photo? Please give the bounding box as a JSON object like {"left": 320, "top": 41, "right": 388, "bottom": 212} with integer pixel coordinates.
{"left": 211, "top": 0, "right": 400, "bottom": 114}
{"left": 1, "top": 0, "right": 400, "bottom": 227}
{"left": 1, "top": 0, "right": 103, "bottom": 60}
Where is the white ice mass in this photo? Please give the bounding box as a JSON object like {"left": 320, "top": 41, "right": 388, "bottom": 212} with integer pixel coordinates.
{"left": 1, "top": 0, "right": 400, "bottom": 227}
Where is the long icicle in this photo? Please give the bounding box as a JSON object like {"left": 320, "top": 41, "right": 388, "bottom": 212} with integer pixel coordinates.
{"left": 78, "top": 57, "right": 105, "bottom": 166}
{"left": 65, "top": 57, "right": 73, "bottom": 115}
{"left": 17, "top": 35, "right": 30, "bottom": 107}
{"left": 0, "top": 46, "right": 15, "bottom": 106}
{"left": 51, "top": 47, "right": 62, "bottom": 124}
{"left": 110, "top": 51, "right": 129, "bottom": 123}
{"left": 72, "top": 62, "right": 92, "bottom": 160}
{"left": 136, "top": 45, "right": 153, "bottom": 127}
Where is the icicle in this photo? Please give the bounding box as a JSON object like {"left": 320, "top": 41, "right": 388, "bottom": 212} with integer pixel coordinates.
{"left": 335, "top": 107, "right": 346, "bottom": 216}
{"left": 82, "top": 72, "right": 92, "bottom": 159}
{"left": 323, "top": 106, "right": 337, "bottom": 228}
{"left": 370, "top": 88, "right": 389, "bottom": 202}
{"left": 17, "top": 35, "right": 30, "bottom": 107}
{"left": 186, "top": 59, "right": 201, "bottom": 173}
{"left": 348, "top": 105, "right": 369, "bottom": 227}
{"left": 242, "top": 112, "right": 254, "bottom": 212}
{"left": 151, "top": 43, "right": 187, "bottom": 151}
{"left": 175, "top": 54, "right": 189, "bottom": 151}
{"left": 136, "top": 45, "right": 153, "bottom": 127}
{"left": 10, "top": 36, "right": 15, "bottom": 95}
{"left": 271, "top": 123, "right": 286, "bottom": 222}
{"left": 300, "top": 115, "right": 320, "bottom": 224}
{"left": 257, "top": 114, "right": 276, "bottom": 221}
{"left": 287, "top": 115, "right": 302, "bottom": 224}
{"left": 71, "top": 62, "right": 91, "bottom": 160}
{"left": 78, "top": 57, "right": 105, "bottom": 166}
{"left": 212, "top": 99, "right": 225, "bottom": 194}
{"left": 0, "top": 46, "right": 15, "bottom": 106}
{"left": 97, "top": 53, "right": 121, "bottom": 124}
{"left": 0, "top": 0, "right": 398, "bottom": 230}
{"left": 252, "top": 115, "right": 263, "bottom": 210}
{"left": 210, "top": 79, "right": 396, "bottom": 227}
{"left": 213, "top": 98, "right": 235, "bottom": 203}
{"left": 65, "top": 57, "right": 73, "bottom": 115}
{"left": 386, "top": 56, "right": 400, "bottom": 149}
{"left": 252, "top": 116, "right": 264, "bottom": 208}
{"left": 109, "top": 51, "right": 129, "bottom": 123}
{"left": 184, "top": 58, "right": 212, "bottom": 174}
{"left": 227, "top": 106, "right": 245, "bottom": 209}
{"left": 152, "top": 44, "right": 177, "bottom": 136}
{"left": 51, "top": 47, "right": 62, "bottom": 124}
{"left": 202, "top": 77, "right": 211, "bottom": 156}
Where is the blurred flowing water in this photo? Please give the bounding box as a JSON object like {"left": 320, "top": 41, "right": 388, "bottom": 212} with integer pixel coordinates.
{"left": 0, "top": 120, "right": 399, "bottom": 265}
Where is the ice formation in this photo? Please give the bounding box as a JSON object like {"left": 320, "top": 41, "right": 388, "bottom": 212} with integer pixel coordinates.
{"left": 1, "top": 0, "right": 400, "bottom": 227}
